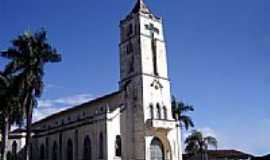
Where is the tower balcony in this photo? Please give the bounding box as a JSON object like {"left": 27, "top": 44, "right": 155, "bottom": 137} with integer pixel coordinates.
{"left": 146, "top": 119, "right": 177, "bottom": 130}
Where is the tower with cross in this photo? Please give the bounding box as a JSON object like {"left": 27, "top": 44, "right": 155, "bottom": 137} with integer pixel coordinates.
{"left": 119, "top": 0, "right": 182, "bottom": 160}
{"left": 6, "top": 1, "right": 183, "bottom": 160}
{"left": 145, "top": 23, "right": 160, "bottom": 76}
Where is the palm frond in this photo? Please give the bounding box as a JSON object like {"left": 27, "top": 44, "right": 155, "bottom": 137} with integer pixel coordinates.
{"left": 185, "top": 130, "right": 203, "bottom": 143}
{"left": 1, "top": 29, "right": 62, "bottom": 160}
{"left": 179, "top": 103, "right": 194, "bottom": 113}
{"left": 44, "top": 51, "right": 62, "bottom": 63}
{"left": 179, "top": 115, "right": 194, "bottom": 130}
{"left": 171, "top": 95, "right": 178, "bottom": 119}
{"left": 185, "top": 141, "right": 200, "bottom": 155}
{"left": 0, "top": 49, "right": 20, "bottom": 59}
{"left": 184, "top": 130, "right": 218, "bottom": 158}
{"left": 204, "top": 136, "right": 218, "bottom": 149}
{"left": 184, "top": 130, "right": 204, "bottom": 155}
{"left": 0, "top": 72, "right": 9, "bottom": 87}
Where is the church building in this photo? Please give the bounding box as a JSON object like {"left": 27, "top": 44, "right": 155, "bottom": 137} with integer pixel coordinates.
{"left": 7, "top": 0, "right": 183, "bottom": 160}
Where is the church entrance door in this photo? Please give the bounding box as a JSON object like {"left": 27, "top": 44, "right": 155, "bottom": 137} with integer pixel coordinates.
{"left": 150, "top": 138, "right": 165, "bottom": 160}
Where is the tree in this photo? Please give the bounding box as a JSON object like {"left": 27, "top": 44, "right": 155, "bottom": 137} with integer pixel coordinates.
{"left": 1, "top": 30, "right": 62, "bottom": 160}
{"left": 171, "top": 96, "right": 195, "bottom": 130}
{"left": 0, "top": 72, "right": 24, "bottom": 160}
{"left": 185, "top": 130, "right": 217, "bottom": 160}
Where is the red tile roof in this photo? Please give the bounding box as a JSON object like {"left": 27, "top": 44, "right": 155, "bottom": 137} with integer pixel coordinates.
{"left": 207, "top": 150, "right": 253, "bottom": 159}
{"left": 183, "top": 150, "right": 254, "bottom": 160}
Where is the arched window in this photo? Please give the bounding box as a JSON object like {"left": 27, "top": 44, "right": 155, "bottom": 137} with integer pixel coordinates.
{"left": 30, "top": 143, "right": 33, "bottom": 160}
{"left": 40, "top": 144, "right": 45, "bottom": 160}
{"left": 12, "top": 141, "right": 17, "bottom": 155}
{"left": 83, "top": 135, "right": 92, "bottom": 160}
{"left": 127, "top": 23, "right": 133, "bottom": 36}
{"left": 67, "top": 139, "right": 73, "bottom": 160}
{"left": 150, "top": 138, "right": 165, "bottom": 160}
{"left": 12, "top": 141, "right": 17, "bottom": 160}
{"left": 45, "top": 137, "right": 49, "bottom": 159}
{"left": 115, "top": 135, "right": 121, "bottom": 157}
{"left": 163, "top": 106, "right": 167, "bottom": 120}
{"left": 52, "top": 141, "right": 58, "bottom": 160}
{"left": 150, "top": 104, "right": 154, "bottom": 119}
{"left": 59, "top": 133, "right": 63, "bottom": 160}
{"left": 7, "top": 152, "right": 12, "bottom": 160}
{"left": 99, "top": 133, "right": 104, "bottom": 158}
{"left": 156, "top": 103, "right": 161, "bottom": 119}
{"left": 127, "top": 42, "right": 133, "bottom": 54}
{"left": 75, "top": 130, "right": 79, "bottom": 160}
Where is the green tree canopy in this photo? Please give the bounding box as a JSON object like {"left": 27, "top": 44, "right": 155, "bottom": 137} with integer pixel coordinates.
{"left": 185, "top": 130, "right": 218, "bottom": 160}
{"left": 0, "top": 72, "right": 24, "bottom": 160}
{"left": 1, "top": 30, "right": 62, "bottom": 160}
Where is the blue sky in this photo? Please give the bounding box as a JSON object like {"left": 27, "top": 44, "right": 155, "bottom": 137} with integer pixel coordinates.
{"left": 0, "top": 0, "right": 269, "bottom": 156}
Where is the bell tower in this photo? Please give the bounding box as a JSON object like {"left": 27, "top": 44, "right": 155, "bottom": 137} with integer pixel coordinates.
{"left": 119, "top": 0, "right": 169, "bottom": 84}
{"left": 119, "top": 1, "right": 182, "bottom": 160}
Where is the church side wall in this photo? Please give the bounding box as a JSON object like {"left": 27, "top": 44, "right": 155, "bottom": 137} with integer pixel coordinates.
{"left": 106, "top": 107, "right": 121, "bottom": 160}
{"left": 31, "top": 115, "right": 107, "bottom": 160}
{"left": 31, "top": 92, "right": 122, "bottom": 160}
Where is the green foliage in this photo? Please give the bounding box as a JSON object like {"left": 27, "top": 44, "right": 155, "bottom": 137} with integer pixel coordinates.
{"left": 1, "top": 30, "right": 62, "bottom": 98}
{"left": 0, "top": 72, "right": 24, "bottom": 127}
{"left": 0, "top": 70, "right": 24, "bottom": 160}
{"left": 171, "top": 96, "right": 195, "bottom": 130}
{"left": 185, "top": 130, "right": 218, "bottom": 157}
{"left": 1, "top": 29, "right": 62, "bottom": 160}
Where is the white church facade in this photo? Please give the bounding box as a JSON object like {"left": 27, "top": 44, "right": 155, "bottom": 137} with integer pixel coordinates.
{"left": 7, "top": 1, "right": 183, "bottom": 160}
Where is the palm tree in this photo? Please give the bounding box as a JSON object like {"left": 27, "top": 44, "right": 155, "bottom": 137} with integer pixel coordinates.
{"left": 185, "top": 130, "right": 217, "bottom": 160}
{"left": 171, "top": 96, "right": 195, "bottom": 130}
{"left": 1, "top": 30, "right": 62, "bottom": 160}
{"left": 0, "top": 72, "right": 24, "bottom": 160}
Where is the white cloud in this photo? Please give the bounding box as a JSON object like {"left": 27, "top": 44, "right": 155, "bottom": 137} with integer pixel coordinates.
{"left": 33, "top": 94, "right": 94, "bottom": 122}
{"left": 52, "top": 94, "right": 93, "bottom": 106}
{"left": 200, "top": 127, "right": 218, "bottom": 138}
{"left": 33, "top": 106, "right": 68, "bottom": 122}
{"left": 43, "top": 84, "right": 65, "bottom": 93}
{"left": 183, "top": 127, "right": 218, "bottom": 140}
{"left": 38, "top": 94, "right": 93, "bottom": 107}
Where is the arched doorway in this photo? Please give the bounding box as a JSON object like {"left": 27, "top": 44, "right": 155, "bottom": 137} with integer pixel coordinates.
{"left": 52, "top": 141, "right": 58, "bottom": 160}
{"left": 40, "top": 144, "right": 45, "bottom": 160}
{"left": 150, "top": 138, "right": 165, "bottom": 160}
{"left": 12, "top": 141, "right": 17, "bottom": 160}
{"left": 99, "top": 133, "right": 104, "bottom": 158}
{"left": 115, "top": 135, "right": 121, "bottom": 157}
{"left": 67, "top": 139, "right": 73, "bottom": 160}
{"left": 83, "top": 135, "right": 92, "bottom": 160}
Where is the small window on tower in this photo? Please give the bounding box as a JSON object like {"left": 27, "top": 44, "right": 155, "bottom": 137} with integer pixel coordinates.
{"left": 156, "top": 103, "right": 161, "bottom": 119}
{"left": 150, "top": 104, "right": 154, "bottom": 119}
{"left": 163, "top": 106, "right": 167, "bottom": 120}
{"left": 127, "top": 23, "right": 133, "bottom": 36}
{"left": 128, "top": 55, "right": 135, "bottom": 73}
{"left": 127, "top": 42, "right": 133, "bottom": 54}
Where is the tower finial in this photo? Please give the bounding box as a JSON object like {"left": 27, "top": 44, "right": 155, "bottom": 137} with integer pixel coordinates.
{"left": 131, "top": 0, "right": 151, "bottom": 14}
